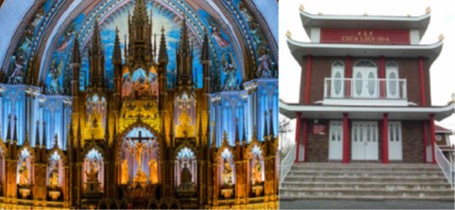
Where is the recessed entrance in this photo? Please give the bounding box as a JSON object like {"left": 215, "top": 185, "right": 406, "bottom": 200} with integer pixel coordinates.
{"left": 351, "top": 121, "right": 378, "bottom": 160}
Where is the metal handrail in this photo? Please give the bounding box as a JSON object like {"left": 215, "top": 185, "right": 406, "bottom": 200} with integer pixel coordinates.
{"left": 324, "top": 77, "right": 407, "bottom": 99}
{"left": 279, "top": 144, "right": 296, "bottom": 186}
{"left": 435, "top": 144, "right": 454, "bottom": 189}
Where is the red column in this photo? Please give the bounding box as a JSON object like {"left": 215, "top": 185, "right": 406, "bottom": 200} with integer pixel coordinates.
{"left": 302, "top": 118, "right": 308, "bottom": 162}
{"left": 382, "top": 113, "right": 389, "bottom": 164}
{"left": 430, "top": 114, "right": 436, "bottom": 164}
{"left": 418, "top": 57, "right": 427, "bottom": 106}
{"left": 304, "top": 56, "right": 313, "bottom": 104}
{"left": 423, "top": 122, "right": 428, "bottom": 163}
{"left": 379, "top": 56, "right": 385, "bottom": 98}
{"left": 295, "top": 113, "right": 301, "bottom": 163}
{"left": 342, "top": 113, "right": 350, "bottom": 164}
{"left": 345, "top": 56, "right": 351, "bottom": 98}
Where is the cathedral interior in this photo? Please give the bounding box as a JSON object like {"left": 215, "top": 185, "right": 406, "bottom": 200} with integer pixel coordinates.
{"left": 0, "top": 0, "right": 278, "bottom": 209}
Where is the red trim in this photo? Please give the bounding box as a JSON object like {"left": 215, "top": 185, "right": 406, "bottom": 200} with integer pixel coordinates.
{"left": 304, "top": 56, "right": 313, "bottom": 104}
{"left": 342, "top": 113, "right": 350, "bottom": 163}
{"left": 379, "top": 56, "right": 385, "bottom": 98}
{"left": 345, "top": 56, "right": 351, "bottom": 97}
{"left": 423, "top": 122, "right": 428, "bottom": 163}
{"left": 295, "top": 113, "right": 301, "bottom": 163}
{"left": 430, "top": 114, "right": 436, "bottom": 164}
{"left": 302, "top": 119, "right": 308, "bottom": 162}
{"left": 382, "top": 113, "right": 389, "bottom": 164}
{"left": 418, "top": 57, "right": 426, "bottom": 106}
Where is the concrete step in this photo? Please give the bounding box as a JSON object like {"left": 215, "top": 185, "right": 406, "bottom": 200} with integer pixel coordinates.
{"left": 280, "top": 181, "right": 453, "bottom": 190}
{"left": 280, "top": 195, "right": 455, "bottom": 201}
{"left": 279, "top": 188, "right": 455, "bottom": 198}
{"left": 291, "top": 163, "right": 440, "bottom": 170}
{"left": 284, "top": 175, "right": 449, "bottom": 183}
{"left": 287, "top": 171, "right": 445, "bottom": 178}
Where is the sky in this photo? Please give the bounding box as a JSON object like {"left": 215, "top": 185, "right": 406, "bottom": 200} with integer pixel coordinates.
{"left": 279, "top": 0, "right": 455, "bottom": 146}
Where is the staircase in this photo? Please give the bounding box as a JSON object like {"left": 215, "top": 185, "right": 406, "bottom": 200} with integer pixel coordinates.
{"left": 280, "top": 163, "right": 455, "bottom": 201}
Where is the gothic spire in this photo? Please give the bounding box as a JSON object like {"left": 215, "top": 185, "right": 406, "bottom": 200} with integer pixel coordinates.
{"left": 113, "top": 27, "right": 122, "bottom": 66}
{"left": 201, "top": 28, "right": 209, "bottom": 62}
{"left": 158, "top": 26, "right": 168, "bottom": 65}
{"left": 72, "top": 33, "right": 81, "bottom": 64}
{"left": 35, "top": 121, "right": 41, "bottom": 147}
{"left": 269, "top": 109, "right": 274, "bottom": 138}
{"left": 6, "top": 114, "right": 11, "bottom": 141}
{"left": 43, "top": 121, "right": 47, "bottom": 148}
{"left": 235, "top": 118, "right": 240, "bottom": 145}
{"left": 132, "top": 0, "right": 148, "bottom": 25}
{"left": 179, "top": 16, "right": 190, "bottom": 54}
{"left": 263, "top": 111, "right": 268, "bottom": 140}
{"left": 89, "top": 18, "right": 105, "bottom": 88}
{"left": 67, "top": 120, "right": 73, "bottom": 150}
{"left": 12, "top": 115, "right": 17, "bottom": 143}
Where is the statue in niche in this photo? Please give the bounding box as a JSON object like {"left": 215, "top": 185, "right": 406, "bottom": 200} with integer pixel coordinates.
{"left": 209, "top": 23, "right": 229, "bottom": 48}
{"left": 238, "top": 2, "right": 253, "bottom": 23}
{"left": 180, "top": 163, "right": 192, "bottom": 185}
{"left": 250, "top": 21, "right": 265, "bottom": 46}
{"left": 121, "top": 159, "right": 129, "bottom": 184}
{"left": 257, "top": 46, "right": 273, "bottom": 77}
{"left": 148, "top": 159, "right": 159, "bottom": 184}
{"left": 18, "top": 161, "right": 30, "bottom": 186}
{"left": 176, "top": 109, "right": 194, "bottom": 137}
{"left": 222, "top": 159, "right": 233, "bottom": 186}
{"left": 122, "top": 76, "right": 133, "bottom": 98}
{"left": 251, "top": 156, "right": 262, "bottom": 185}
{"left": 49, "top": 164, "right": 59, "bottom": 189}
{"left": 49, "top": 58, "right": 63, "bottom": 94}
{"left": 221, "top": 52, "right": 237, "bottom": 90}
{"left": 135, "top": 141, "right": 145, "bottom": 170}
{"left": 9, "top": 52, "right": 25, "bottom": 84}
{"left": 86, "top": 161, "right": 99, "bottom": 183}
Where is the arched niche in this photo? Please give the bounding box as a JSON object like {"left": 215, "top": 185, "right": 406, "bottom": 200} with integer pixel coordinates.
{"left": 174, "top": 91, "right": 196, "bottom": 138}
{"left": 174, "top": 146, "right": 197, "bottom": 188}
{"left": 46, "top": 150, "right": 65, "bottom": 201}
{"left": 119, "top": 126, "right": 160, "bottom": 186}
{"left": 218, "top": 148, "right": 235, "bottom": 187}
{"left": 85, "top": 93, "right": 107, "bottom": 130}
{"left": 17, "top": 147, "right": 34, "bottom": 199}
{"left": 83, "top": 148, "right": 104, "bottom": 193}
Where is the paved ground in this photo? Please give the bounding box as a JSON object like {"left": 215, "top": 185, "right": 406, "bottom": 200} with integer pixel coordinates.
{"left": 280, "top": 199, "right": 455, "bottom": 209}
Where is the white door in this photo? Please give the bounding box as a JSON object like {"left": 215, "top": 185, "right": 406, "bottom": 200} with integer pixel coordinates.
{"left": 388, "top": 122, "right": 403, "bottom": 160}
{"left": 329, "top": 121, "right": 343, "bottom": 160}
{"left": 352, "top": 67, "right": 378, "bottom": 98}
{"left": 352, "top": 121, "right": 378, "bottom": 160}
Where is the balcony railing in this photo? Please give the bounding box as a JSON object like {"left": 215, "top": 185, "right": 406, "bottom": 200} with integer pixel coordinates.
{"left": 323, "top": 78, "right": 407, "bottom": 105}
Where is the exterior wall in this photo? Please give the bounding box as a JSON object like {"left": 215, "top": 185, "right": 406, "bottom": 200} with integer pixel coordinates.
{"left": 298, "top": 56, "right": 432, "bottom": 106}
{"left": 303, "top": 119, "right": 425, "bottom": 163}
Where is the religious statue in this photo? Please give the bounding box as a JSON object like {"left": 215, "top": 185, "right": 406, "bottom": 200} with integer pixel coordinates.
{"left": 49, "top": 164, "right": 59, "bottom": 189}
{"left": 48, "top": 58, "right": 63, "bottom": 94}
{"left": 180, "top": 163, "right": 192, "bottom": 185}
{"left": 221, "top": 52, "right": 238, "bottom": 90}
{"left": 257, "top": 46, "right": 272, "bottom": 78}
{"left": 222, "top": 159, "right": 233, "bottom": 186}
{"left": 18, "top": 161, "right": 30, "bottom": 186}
{"left": 251, "top": 157, "right": 262, "bottom": 185}
{"left": 148, "top": 159, "right": 159, "bottom": 184}
{"left": 135, "top": 141, "right": 144, "bottom": 170}
{"left": 176, "top": 109, "right": 194, "bottom": 137}
{"left": 121, "top": 159, "right": 129, "bottom": 184}
{"left": 85, "top": 161, "right": 99, "bottom": 183}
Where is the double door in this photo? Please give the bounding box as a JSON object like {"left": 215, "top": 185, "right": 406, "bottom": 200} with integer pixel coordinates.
{"left": 351, "top": 121, "right": 378, "bottom": 160}
{"left": 352, "top": 67, "right": 378, "bottom": 98}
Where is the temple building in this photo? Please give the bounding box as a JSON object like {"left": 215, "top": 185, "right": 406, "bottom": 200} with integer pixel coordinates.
{"left": 280, "top": 6, "right": 455, "bottom": 200}
{"left": 0, "top": 0, "right": 278, "bottom": 209}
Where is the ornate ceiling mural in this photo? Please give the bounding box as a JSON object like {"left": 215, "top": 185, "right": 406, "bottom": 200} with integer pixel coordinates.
{"left": 0, "top": 0, "right": 277, "bottom": 93}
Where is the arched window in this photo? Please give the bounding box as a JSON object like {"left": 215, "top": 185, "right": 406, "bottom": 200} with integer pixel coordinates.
{"left": 386, "top": 62, "right": 399, "bottom": 98}
{"left": 330, "top": 61, "right": 345, "bottom": 98}
{"left": 352, "top": 60, "right": 378, "bottom": 98}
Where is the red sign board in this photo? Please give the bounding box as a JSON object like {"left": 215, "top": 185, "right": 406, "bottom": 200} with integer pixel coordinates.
{"left": 312, "top": 124, "right": 326, "bottom": 135}
{"left": 320, "top": 29, "right": 410, "bottom": 45}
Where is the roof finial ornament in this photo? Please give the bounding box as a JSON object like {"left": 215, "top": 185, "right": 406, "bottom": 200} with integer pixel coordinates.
{"left": 285, "top": 31, "right": 292, "bottom": 38}
{"left": 426, "top": 6, "right": 431, "bottom": 14}
{"left": 299, "top": 4, "right": 304, "bottom": 12}
{"left": 438, "top": 34, "right": 444, "bottom": 41}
